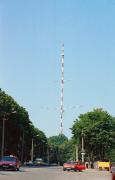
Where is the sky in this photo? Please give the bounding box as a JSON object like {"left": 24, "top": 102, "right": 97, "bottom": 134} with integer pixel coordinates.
{"left": 0, "top": 0, "right": 115, "bottom": 138}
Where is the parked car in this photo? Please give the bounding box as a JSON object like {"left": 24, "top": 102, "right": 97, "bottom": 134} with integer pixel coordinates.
{"left": 63, "top": 161, "right": 86, "bottom": 172}
{"left": 0, "top": 155, "right": 20, "bottom": 171}
{"left": 24, "top": 160, "right": 34, "bottom": 167}
{"left": 111, "top": 166, "right": 115, "bottom": 173}
{"left": 33, "top": 158, "right": 45, "bottom": 166}
{"left": 98, "top": 161, "right": 110, "bottom": 171}
{"left": 112, "top": 173, "right": 115, "bottom": 180}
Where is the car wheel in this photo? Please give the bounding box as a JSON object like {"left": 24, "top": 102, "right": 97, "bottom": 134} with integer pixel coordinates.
{"left": 67, "top": 169, "right": 70, "bottom": 171}
{"left": 63, "top": 168, "right": 66, "bottom": 171}
{"left": 17, "top": 168, "right": 19, "bottom": 171}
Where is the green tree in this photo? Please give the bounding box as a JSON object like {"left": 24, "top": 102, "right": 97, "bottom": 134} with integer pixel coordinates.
{"left": 71, "top": 108, "right": 115, "bottom": 161}
{"left": 48, "top": 134, "right": 68, "bottom": 146}
{"left": 48, "top": 134, "right": 74, "bottom": 165}
{"left": 0, "top": 89, "right": 47, "bottom": 162}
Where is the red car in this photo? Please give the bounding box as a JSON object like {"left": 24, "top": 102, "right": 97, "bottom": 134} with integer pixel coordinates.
{"left": 0, "top": 155, "right": 20, "bottom": 171}
{"left": 112, "top": 173, "right": 115, "bottom": 180}
{"left": 63, "top": 161, "right": 86, "bottom": 172}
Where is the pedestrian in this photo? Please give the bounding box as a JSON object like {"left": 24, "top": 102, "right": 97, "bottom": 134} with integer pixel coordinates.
{"left": 90, "top": 161, "right": 94, "bottom": 169}
{"left": 85, "top": 161, "right": 89, "bottom": 168}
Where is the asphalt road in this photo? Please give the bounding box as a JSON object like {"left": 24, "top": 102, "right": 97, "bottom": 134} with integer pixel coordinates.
{"left": 0, "top": 166, "right": 112, "bottom": 180}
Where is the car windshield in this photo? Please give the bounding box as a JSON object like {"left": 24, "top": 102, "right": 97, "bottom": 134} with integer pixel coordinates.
{"left": 0, "top": 156, "right": 16, "bottom": 162}
{"left": 67, "top": 162, "right": 77, "bottom": 164}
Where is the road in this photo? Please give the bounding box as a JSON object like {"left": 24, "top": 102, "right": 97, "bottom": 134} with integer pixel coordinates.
{"left": 0, "top": 166, "right": 112, "bottom": 180}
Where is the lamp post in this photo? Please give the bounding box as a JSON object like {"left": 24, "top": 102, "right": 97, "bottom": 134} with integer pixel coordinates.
{"left": 31, "top": 138, "right": 34, "bottom": 162}
{"left": 81, "top": 130, "right": 85, "bottom": 163}
{"left": 42, "top": 140, "right": 46, "bottom": 159}
{"left": 1, "top": 116, "right": 5, "bottom": 158}
{"left": 21, "top": 129, "right": 24, "bottom": 164}
{"left": 31, "top": 135, "right": 39, "bottom": 162}
{"left": 76, "top": 144, "right": 78, "bottom": 161}
{"left": 1, "top": 110, "right": 17, "bottom": 158}
{"left": 47, "top": 146, "right": 50, "bottom": 164}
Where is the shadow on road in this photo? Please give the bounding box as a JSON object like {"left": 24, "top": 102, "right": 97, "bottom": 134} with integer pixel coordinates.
{"left": 0, "top": 168, "right": 31, "bottom": 175}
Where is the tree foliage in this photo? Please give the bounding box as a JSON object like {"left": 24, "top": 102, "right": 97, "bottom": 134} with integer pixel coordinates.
{"left": 48, "top": 134, "right": 68, "bottom": 146}
{"left": 0, "top": 89, "right": 47, "bottom": 162}
{"left": 71, "top": 108, "right": 115, "bottom": 161}
{"left": 48, "top": 134, "right": 75, "bottom": 164}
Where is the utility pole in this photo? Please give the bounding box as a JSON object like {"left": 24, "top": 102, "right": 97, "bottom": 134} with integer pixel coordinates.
{"left": 21, "top": 130, "right": 24, "bottom": 163}
{"left": 31, "top": 138, "right": 34, "bottom": 162}
{"left": 76, "top": 144, "right": 78, "bottom": 161}
{"left": 81, "top": 131, "right": 85, "bottom": 163}
{"left": 1, "top": 117, "right": 5, "bottom": 158}
{"left": 1, "top": 110, "right": 17, "bottom": 158}
{"left": 47, "top": 146, "right": 50, "bottom": 164}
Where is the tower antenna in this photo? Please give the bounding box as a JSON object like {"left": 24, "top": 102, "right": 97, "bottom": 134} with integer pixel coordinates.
{"left": 60, "top": 44, "right": 64, "bottom": 134}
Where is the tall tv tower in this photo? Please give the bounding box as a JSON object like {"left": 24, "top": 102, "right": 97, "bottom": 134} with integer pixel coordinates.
{"left": 60, "top": 44, "right": 64, "bottom": 134}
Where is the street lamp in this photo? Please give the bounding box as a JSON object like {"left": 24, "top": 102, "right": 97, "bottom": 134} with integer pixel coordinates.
{"left": 31, "top": 138, "right": 34, "bottom": 162}
{"left": 41, "top": 140, "right": 45, "bottom": 159}
{"left": 76, "top": 144, "right": 78, "bottom": 161}
{"left": 1, "top": 115, "right": 6, "bottom": 158}
{"left": 31, "top": 134, "right": 39, "bottom": 162}
{"left": 47, "top": 145, "right": 50, "bottom": 165}
{"left": 1, "top": 110, "right": 17, "bottom": 158}
{"left": 81, "top": 130, "right": 85, "bottom": 163}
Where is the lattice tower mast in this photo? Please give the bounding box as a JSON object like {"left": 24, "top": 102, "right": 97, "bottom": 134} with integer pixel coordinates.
{"left": 60, "top": 44, "right": 64, "bottom": 134}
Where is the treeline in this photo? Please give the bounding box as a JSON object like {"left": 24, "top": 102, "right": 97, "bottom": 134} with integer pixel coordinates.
{"left": 71, "top": 108, "right": 115, "bottom": 162}
{"left": 48, "top": 109, "right": 115, "bottom": 164}
{"left": 0, "top": 89, "right": 47, "bottom": 162}
{"left": 1, "top": 89, "right": 115, "bottom": 164}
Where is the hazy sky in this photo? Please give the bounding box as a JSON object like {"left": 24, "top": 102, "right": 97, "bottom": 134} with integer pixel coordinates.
{"left": 0, "top": 0, "right": 115, "bottom": 138}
